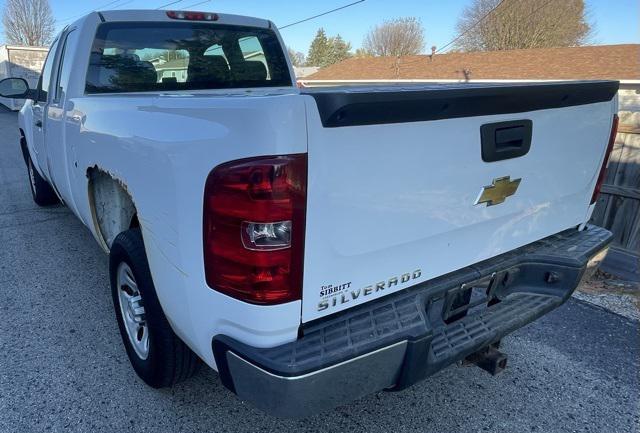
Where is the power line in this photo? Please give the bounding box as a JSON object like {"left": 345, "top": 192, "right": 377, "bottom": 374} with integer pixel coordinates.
{"left": 156, "top": 0, "right": 184, "bottom": 9}
{"left": 399, "top": 0, "right": 554, "bottom": 69}
{"left": 279, "top": 0, "right": 365, "bottom": 30}
{"left": 436, "top": 0, "right": 556, "bottom": 54}
{"left": 435, "top": 0, "right": 509, "bottom": 53}
{"left": 58, "top": 0, "right": 128, "bottom": 23}
{"left": 180, "top": 0, "right": 211, "bottom": 10}
{"left": 512, "top": 0, "right": 556, "bottom": 34}
{"left": 112, "top": 0, "right": 135, "bottom": 10}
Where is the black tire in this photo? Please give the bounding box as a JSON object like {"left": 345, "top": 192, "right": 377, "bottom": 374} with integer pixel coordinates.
{"left": 26, "top": 154, "right": 59, "bottom": 206}
{"left": 109, "top": 228, "right": 200, "bottom": 387}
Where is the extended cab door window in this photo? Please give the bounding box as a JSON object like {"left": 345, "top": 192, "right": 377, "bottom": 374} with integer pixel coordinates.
{"left": 37, "top": 37, "right": 60, "bottom": 103}
{"left": 85, "top": 22, "right": 292, "bottom": 93}
{"left": 53, "top": 29, "right": 78, "bottom": 104}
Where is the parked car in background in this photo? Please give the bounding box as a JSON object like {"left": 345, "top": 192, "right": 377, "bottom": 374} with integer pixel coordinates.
{"left": 0, "top": 9, "right": 619, "bottom": 418}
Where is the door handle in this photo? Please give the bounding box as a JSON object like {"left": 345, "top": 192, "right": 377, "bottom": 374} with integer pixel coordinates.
{"left": 481, "top": 120, "right": 532, "bottom": 162}
{"left": 495, "top": 126, "right": 525, "bottom": 150}
{"left": 35, "top": 120, "right": 42, "bottom": 128}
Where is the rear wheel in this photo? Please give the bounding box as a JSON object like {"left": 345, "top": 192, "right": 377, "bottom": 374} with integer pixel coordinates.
{"left": 26, "top": 154, "right": 58, "bottom": 206}
{"left": 110, "top": 228, "right": 200, "bottom": 387}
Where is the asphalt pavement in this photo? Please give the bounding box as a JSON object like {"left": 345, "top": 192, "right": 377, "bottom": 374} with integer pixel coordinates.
{"left": 0, "top": 107, "right": 638, "bottom": 433}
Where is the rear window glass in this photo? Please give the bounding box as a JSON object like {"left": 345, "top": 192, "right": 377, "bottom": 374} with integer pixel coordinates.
{"left": 86, "top": 22, "right": 291, "bottom": 93}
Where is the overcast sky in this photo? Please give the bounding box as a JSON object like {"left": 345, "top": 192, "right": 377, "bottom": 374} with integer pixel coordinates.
{"left": 0, "top": 0, "right": 638, "bottom": 52}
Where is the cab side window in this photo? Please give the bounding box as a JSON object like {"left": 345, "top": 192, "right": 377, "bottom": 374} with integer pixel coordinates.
{"left": 54, "top": 30, "right": 78, "bottom": 103}
{"left": 37, "top": 37, "right": 60, "bottom": 103}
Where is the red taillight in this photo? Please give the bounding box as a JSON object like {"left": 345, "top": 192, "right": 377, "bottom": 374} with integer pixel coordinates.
{"left": 203, "top": 154, "right": 307, "bottom": 304}
{"left": 166, "top": 10, "right": 219, "bottom": 21}
{"left": 590, "top": 114, "right": 619, "bottom": 204}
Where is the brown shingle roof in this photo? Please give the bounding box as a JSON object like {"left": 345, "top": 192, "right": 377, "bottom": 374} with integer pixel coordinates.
{"left": 306, "top": 44, "right": 640, "bottom": 82}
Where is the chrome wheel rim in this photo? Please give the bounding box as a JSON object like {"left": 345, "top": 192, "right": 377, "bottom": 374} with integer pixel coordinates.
{"left": 117, "top": 262, "right": 149, "bottom": 360}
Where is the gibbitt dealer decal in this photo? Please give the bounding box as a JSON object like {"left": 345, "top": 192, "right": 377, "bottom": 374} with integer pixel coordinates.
{"left": 318, "top": 269, "right": 422, "bottom": 311}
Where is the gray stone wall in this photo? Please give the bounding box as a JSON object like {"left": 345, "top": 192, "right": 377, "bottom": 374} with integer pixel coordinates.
{"left": 0, "top": 46, "right": 49, "bottom": 110}
{"left": 8, "top": 48, "right": 47, "bottom": 85}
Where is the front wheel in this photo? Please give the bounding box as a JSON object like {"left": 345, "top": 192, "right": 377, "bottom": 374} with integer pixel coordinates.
{"left": 109, "top": 228, "right": 200, "bottom": 387}
{"left": 26, "top": 155, "right": 58, "bottom": 206}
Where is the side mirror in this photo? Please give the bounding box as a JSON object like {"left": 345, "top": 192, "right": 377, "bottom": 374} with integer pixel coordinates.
{"left": 0, "top": 77, "right": 30, "bottom": 99}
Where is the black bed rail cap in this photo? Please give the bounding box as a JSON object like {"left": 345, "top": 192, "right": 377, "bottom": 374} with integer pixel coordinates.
{"left": 302, "top": 80, "right": 619, "bottom": 127}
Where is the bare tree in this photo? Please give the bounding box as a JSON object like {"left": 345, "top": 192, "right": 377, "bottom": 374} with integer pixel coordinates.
{"left": 362, "top": 17, "right": 425, "bottom": 57}
{"left": 354, "top": 48, "right": 371, "bottom": 58}
{"left": 454, "top": 0, "right": 593, "bottom": 52}
{"left": 287, "top": 46, "right": 306, "bottom": 67}
{"left": 3, "top": 0, "right": 55, "bottom": 46}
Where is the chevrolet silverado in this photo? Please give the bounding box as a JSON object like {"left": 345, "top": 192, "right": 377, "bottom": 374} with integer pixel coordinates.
{"left": 0, "top": 9, "right": 619, "bottom": 418}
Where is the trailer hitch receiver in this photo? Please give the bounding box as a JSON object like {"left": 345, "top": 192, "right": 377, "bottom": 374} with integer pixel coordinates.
{"left": 464, "top": 343, "right": 508, "bottom": 376}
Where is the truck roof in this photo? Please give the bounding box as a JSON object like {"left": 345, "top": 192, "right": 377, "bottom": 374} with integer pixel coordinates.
{"left": 73, "top": 9, "right": 272, "bottom": 30}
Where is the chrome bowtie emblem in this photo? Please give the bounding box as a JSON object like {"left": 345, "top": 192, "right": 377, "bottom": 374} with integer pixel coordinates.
{"left": 476, "top": 176, "right": 521, "bottom": 206}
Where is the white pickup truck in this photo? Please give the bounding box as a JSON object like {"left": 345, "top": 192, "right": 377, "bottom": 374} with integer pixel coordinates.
{"left": 0, "top": 9, "right": 619, "bottom": 418}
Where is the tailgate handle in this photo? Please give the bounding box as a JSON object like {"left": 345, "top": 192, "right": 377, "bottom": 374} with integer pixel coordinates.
{"left": 481, "top": 120, "right": 532, "bottom": 162}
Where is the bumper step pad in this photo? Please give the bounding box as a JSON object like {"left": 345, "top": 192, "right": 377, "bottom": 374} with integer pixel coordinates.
{"left": 431, "top": 293, "right": 559, "bottom": 362}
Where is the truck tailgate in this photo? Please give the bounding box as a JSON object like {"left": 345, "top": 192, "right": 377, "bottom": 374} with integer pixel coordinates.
{"left": 300, "top": 81, "right": 618, "bottom": 322}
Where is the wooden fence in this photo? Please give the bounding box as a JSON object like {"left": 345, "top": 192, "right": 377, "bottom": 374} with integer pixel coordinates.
{"left": 591, "top": 83, "right": 640, "bottom": 281}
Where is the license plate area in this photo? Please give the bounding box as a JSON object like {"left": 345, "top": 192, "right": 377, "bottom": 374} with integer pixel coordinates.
{"left": 442, "top": 270, "right": 515, "bottom": 323}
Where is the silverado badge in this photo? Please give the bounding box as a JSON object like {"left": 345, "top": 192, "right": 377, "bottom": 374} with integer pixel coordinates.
{"left": 476, "top": 176, "right": 521, "bottom": 206}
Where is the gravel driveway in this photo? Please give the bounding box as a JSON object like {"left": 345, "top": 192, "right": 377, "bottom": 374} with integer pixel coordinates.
{"left": 0, "top": 107, "right": 638, "bottom": 433}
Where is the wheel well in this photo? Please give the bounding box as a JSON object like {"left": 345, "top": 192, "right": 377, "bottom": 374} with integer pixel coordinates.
{"left": 87, "top": 167, "right": 138, "bottom": 251}
{"left": 18, "top": 128, "right": 29, "bottom": 166}
{"left": 129, "top": 213, "right": 140, "bottom": 229}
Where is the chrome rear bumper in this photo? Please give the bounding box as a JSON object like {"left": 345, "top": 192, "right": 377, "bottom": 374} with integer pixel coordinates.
{"left": 226, "top": 341, "right": 407, "bottom": 417}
